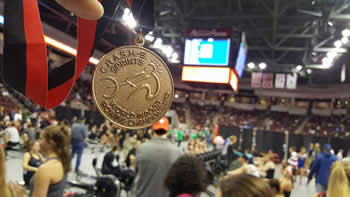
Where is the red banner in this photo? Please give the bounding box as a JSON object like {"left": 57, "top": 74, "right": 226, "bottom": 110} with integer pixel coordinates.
{"left": 251, "top": 72, "right": 262, "bottom": 88}
{"left": 262, "top": 73, "right": 274, "bottom": 89}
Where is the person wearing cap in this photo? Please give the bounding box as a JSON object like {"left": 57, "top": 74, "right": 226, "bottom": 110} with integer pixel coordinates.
{"left": 131, "top": 117, "right": 182, "bottom": 197}
{"left": 308, "top": 144, "right": 338, "bottom": 193}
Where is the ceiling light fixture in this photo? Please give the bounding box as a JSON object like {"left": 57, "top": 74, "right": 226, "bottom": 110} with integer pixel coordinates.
{"left": 306, "top": 69, "right": 312, "bottom": 74}
{"left": 153, "top": 38, "right": 163, "bottom": 48}
{"left": 247, "top": 62, "right": 255, "bottom": 69}
{"left": 341, "top": 37, "right": 349, "bottom": 44}
{"left": 258, "top": 62, "right": 267, "bottom": 70}
{"left": 342, "top": 29, "right": 350, "bottom": 37}
{"left": 334, "top": 40, "right": 342, "bottom": 48}
{"left": 296, "top": 65, "right": 303, "bottom": 71}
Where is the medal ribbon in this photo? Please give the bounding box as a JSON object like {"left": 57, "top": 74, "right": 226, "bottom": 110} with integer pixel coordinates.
{"left": 3, "top": 0, "right": 117, "bottom": 109}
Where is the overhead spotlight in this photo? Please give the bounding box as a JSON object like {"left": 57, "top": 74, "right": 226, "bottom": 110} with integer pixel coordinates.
{"left": 145, "top": 34, "right": 155, "bottom": 42}
{"left": 334, "top": 40, "right": 342, "bottom": 48}
{"left": 328, "top": 21, "right": 333, "bottom": 26}
{"left": 122, "top": 8, "right": 137, "bottom": 28}
{"left": 306, "top": 69, "right": 312, "bottom": 74}
{"left": 160, "top": 45, "right": 173, "bottom": 58}
{"left": 327, "top": 51, "right": 337, "bottom": 59}
{"left": 322, "top": 57, "right": 332, "bottom": 65}
{"left": 247, "top": 62, "right": 255, "bottom": 69}
{"left": 342, "top": 29, "right": 350, "bottom": 37}
{"left": 175, "top": 94, "right": 179, "bottom": 99}
{"left": 342, "top": 37, "right": 349, "bottom": 44}
{"left": 154, "top": 38, "right": 162, "bottom": 48}
{"left": 296, "top": 65, "right": 303, "bottom": 71}
{"left": 258, "top": 62, "right": 267, "bottom": 70}
{"left": 170, "top": 52, "right": 180, "bottom": 63}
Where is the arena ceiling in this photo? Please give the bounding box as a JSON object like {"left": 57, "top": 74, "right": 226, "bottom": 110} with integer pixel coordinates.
{"left": 2, "top": 0, "right": 350, "bottom": 89}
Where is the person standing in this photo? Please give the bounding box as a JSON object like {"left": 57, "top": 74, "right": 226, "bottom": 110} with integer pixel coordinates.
{"left": 308, "top": 144, "right": 338, "bottom": 193}
{"left": 71, "top": 119, "right": 88, "bottom": 173}
{"left": 298, "top": 147, "right": 307, "bottom": 184}
{"left": 131, "top": 117, "right": 182, "bottom": 197}
{"left": 177, "top": 129, "right": 184, "bottom": 147}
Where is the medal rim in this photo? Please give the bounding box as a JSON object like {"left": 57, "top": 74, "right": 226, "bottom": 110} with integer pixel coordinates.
{"left": 92, "top": 45, "right": 174, "bottom": 129}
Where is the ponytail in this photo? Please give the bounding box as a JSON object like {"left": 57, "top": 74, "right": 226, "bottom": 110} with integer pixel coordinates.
{"left": 327, "top": 161, "right": 350, "bottom": 197}
{"left": 43, "top": 126, "right": 71, "bottom": 174}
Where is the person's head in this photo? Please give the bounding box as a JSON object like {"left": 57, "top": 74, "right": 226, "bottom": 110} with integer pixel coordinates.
{"left": 132, "top": 140, "right": 141, "bottom": 149}
{"left": 152, "top": 117, "right": 169, "bottom": 137}
{"left": 125, "top": 132, "right": 130, "bottom": 138}
{"left": 315, "top": 143, "right": 321, "bottom": 150}
{"left": 0, "top": 106, "right": 4, "bottom": 113}
{"left": 268, "top": 179, "right": 281, "bottom": 196}
{"left": 165, "top": 154, "right": 208, "bottom": 197}
{"left": 309, "top": 143, "right": 314, "bottom": 149}
{"left": 239, "top": 155, "right": 249, "bottom": 165}
{"left": 111, "top": 145, "right": 118, "bottom": 153}
{"left": 323, "top": 144, "right": 332, "bottom": 152}
{"left": 339, "top": 149, "right": 344, "bottom": 153}
{"left": 27, "top": 141, "right": 40, "bottom": 153}
{"left": 289, "top": 146, "right": 295, "bottom": 153}
{"left": 216, "top": 174, "right": 273, "bottom": 197}
{"left": 229, "top": 136, "right": 237, "bottom": 144}
{"left": 39, "top": 126, "right": 71, "bottom": 174}
{"left": 327, "top": 160, "right": 350, "bottom": 197}
{"left": 300, "top": 147, "right": 306, "bottom": 154}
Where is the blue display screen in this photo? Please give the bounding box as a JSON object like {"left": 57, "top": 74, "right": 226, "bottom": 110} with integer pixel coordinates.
{"left": 184, "top": 38, "right": 231, "bottom": 66}
{"left": 235, "top": 43, "right": 247, "bottom": 78}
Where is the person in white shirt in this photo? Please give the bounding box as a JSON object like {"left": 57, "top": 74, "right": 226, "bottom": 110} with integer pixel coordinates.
{"left": 4, "top": 122, "right": 20, "bottom": 149}
{"left": 228, "top": 155, "right": 260, "bottom": 178}
{"left": 14, "top": 109, "right": 23, "bottom": 122}
{"left": 337, "top": 149, "right": 344, "bottom": 160}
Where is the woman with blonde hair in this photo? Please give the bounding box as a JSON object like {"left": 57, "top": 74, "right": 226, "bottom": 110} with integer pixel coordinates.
{"left": 325, "top": 160, "right": 350, "bottom": 197}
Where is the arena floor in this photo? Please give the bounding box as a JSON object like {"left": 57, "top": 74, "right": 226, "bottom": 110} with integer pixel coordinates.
{"left": 5, "top": 143, "right": 317, "bottom": 197}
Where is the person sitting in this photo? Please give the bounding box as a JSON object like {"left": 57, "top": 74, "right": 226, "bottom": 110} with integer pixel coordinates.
{"left": 216, "top": 174, "right": 273, "bottom": 197}
{"left": 102, "top": 145, "right": 135, "bottom": 190}
{"left": 165, "top": 154, "right": 209, "bottom": 197}
{"left": 125, "top": 140, "right": 140, "bottom": 169}
{"left": 228, "top": 155, "right": 260, "bottom": 177}
{"left": 4, "top": 122, "right": 20, "bottom": 150}
{"left": 102, "top": 145, "right": 121, "bottom": 177}
{"left": 280, "top": 162, "right": 293, "bottom": 197}
{"left": 259, "top": 153, "right": 276, "bottom": 179}
{"left": 23, "top": 141, "right": 45, "bottom": 186}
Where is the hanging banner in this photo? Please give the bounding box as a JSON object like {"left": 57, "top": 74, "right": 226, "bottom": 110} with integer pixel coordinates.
{"left": 286, "top": 74, "right": 298, "bottom": 89}
{"left": 275, "top": 73, "right": 286, "bottom": 89}
{"left": 251, "top": 72, "right": 262, "bottom": 88}
{"left": 262, "top": 73, "right": 273, "bottom": 89}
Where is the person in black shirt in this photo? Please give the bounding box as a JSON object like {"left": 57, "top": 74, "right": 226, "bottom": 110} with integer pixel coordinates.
{"left": 125, "top": 140, "right": 140, "bottom": 168}
{"left": 22, "top": 141, "right": 45, "bottom": 186}
{"left": 102, "top": 145, "right": 121, "bottom": 176}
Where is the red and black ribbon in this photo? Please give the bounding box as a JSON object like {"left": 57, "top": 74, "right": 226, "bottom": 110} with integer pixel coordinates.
{"left": 3, "top": 0, "right": 117, "bottom": 109}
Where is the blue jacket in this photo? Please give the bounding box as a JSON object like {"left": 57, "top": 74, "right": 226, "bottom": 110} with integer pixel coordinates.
{"left": 308, "top": 151, "right": 337, "bottom": 186}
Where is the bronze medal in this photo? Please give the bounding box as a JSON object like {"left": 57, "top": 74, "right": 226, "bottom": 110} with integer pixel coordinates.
{"left": 92, "top": 32, "right": 174, "bottom": 129}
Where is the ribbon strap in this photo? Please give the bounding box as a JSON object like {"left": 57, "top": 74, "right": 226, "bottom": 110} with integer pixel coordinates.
{"left": 3, "top": 0, "right": 116, "bottom": 109}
